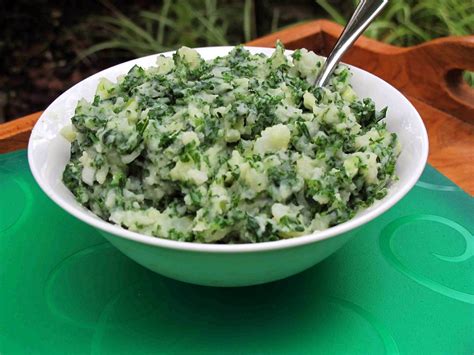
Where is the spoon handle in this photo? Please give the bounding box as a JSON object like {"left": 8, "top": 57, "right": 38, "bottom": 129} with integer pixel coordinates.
{"left": 314, "top": 0, "right": 388, "bottom": 87}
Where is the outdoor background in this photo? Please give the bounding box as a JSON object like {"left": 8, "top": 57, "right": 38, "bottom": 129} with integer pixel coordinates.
{"left": 1, "top": 0, "right": 473, "bottom": 123}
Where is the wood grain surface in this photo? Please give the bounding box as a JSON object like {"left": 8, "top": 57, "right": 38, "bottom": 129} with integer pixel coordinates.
{"left": 0, "top": 111, "right": 41, "bottom": 153}
{"left": 1, "top": 20, "right": 473, "bottom": 194}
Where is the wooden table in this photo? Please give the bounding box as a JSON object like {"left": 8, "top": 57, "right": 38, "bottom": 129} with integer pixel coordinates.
{"left": 1, "top": 20, "right": 473, "bottom": 194}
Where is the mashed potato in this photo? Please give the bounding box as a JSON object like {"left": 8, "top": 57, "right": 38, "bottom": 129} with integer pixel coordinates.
{"left": 62, "top": 42, "right": 399, "bottom": 243}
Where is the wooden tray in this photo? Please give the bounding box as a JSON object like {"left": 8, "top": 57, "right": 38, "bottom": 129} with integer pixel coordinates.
{"left": 1, "top": 20, "right": 473, "bottom": 194}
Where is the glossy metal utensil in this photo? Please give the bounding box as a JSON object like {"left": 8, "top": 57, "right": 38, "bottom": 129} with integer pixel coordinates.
{"left": 314, "top": 0, "right": 388, "bottom": 87}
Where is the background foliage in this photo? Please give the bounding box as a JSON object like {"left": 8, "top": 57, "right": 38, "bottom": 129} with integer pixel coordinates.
{"left": 1, "top": 0, "right": 473, "bottom": 122}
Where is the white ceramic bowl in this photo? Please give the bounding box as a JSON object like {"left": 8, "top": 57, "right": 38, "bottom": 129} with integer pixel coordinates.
{"left": 28, "top": 46, "right": 428, "bottom": 287}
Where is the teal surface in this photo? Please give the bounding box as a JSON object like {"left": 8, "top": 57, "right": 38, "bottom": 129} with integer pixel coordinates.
{"left": 1, "top": 150, "right": 473, "bottom": 354}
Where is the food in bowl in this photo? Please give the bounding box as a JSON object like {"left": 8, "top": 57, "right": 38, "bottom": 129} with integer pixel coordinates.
{"left": 30, "top": 44, "right": 427, "bottom": 286}
{"left": 61, "top": 41, "right": 400, "bottom": 244}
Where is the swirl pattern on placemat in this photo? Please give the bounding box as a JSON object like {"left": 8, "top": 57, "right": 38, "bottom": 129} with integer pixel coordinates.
{"left": 45, "top": 242, "right": 153, "bottom": 328}
{"left": 415, "top": 181, "right": 462, "bottom": 192}
{"left": 326, "top": 297, "right": 399, "bottom": 354}
{"left": 0, "top": 171, "right": 32, "bottom": 233}
{"left": 87, "top": 276, "right": 398, "bottom": 354}
{"left": 380, "top": 214, "right": 474, "bottom": 304}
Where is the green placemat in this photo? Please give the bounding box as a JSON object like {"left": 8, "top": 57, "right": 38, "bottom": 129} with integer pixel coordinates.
{"left": 1, "top": 150, "right": 473, "bottom": 354}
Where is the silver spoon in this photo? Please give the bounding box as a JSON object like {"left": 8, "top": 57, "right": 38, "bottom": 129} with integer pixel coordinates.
{"left": 314, "top": 0, "right": 389, "bottom": 87}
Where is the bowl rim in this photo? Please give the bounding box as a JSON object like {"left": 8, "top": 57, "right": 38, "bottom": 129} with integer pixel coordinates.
{"left": 28, "top": 45, "right": 429, "bottom": 254}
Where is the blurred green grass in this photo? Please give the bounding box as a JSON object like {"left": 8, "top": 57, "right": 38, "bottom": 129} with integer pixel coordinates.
{"left": 80, "top": 0, "right": 473, "bottom": 85}
{"left": 317, "top": 0, "right": 474, "bottom": 46}
{"left": 77, "top": 0, "right": 253, "bottom": 60}
{"left": 316, "top": 0, "right": 474, "bottom": 85}
{"left": 1, "top": 0, "right": 472, "bottom": 121}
